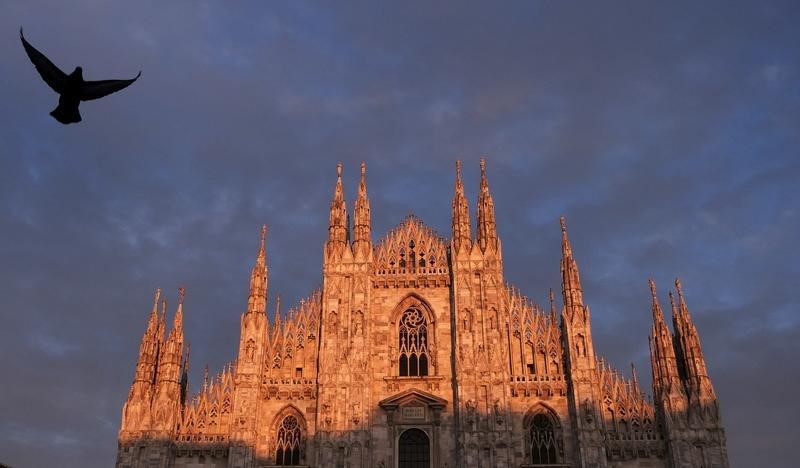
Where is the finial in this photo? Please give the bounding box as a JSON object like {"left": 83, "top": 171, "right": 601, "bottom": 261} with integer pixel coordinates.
{"left": 336, "top": 161, "right": 342, "bottom": 177}
{"left": 560, "top": 216, "right": 567, "bottom": 232}
{"left": 674, "top": 277, "right": 683, "bottom": 298}
{"left": 649, "top": 278, "right": 658, "bottom": 302}
{"left": 203, "top": 364, "right": 209, "bottom": 390}
{"left": 153, "top": 288, "right": 162, "bottom": 306}
{"left": 178, "top": 286, "right": 185, "bottom": 305}
{"left": 276, "top": 294, "right": 282, "bottom": 317}
{"left": 360, "top": 161, "right": 366, "bottom": 178}
{"left": 456, "top": 160, "right": 462, "bottom": 179}
{"left": 479, "top": 158, "right": 486, "bottom": 174}
{"left": 260, "top": 224, "right": 267, "bottom": 244}
{"left": 549, "top": 288, "right": 556, "bottom": 317}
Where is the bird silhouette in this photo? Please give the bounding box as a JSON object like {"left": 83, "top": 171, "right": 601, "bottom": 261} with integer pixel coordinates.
{"left": 20, "top": 28, "right": 141, "bottom": 124}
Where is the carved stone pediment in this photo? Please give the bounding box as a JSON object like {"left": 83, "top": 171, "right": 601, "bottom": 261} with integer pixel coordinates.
{"left": 379, "top": 388, "right": 447, "bottom": 426}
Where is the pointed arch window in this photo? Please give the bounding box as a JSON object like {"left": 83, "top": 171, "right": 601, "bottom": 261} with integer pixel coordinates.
{"left": 527, "top": 412, "right": 561, "bottom": 465}
{"left": 399, "top": 307, "right": 430, "bottom": 377}
{"left": 275, "top": 415, "right": 303, "bottom": 465}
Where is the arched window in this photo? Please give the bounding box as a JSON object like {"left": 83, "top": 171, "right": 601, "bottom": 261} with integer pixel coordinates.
{"left": 527, "top": 413, "right": 559, "bottom": 465}
{"left": 399, "top": 307, "right": 430, "bottom": 376}
{"left": 275, "top": 415, "right": 303, "bottom": 465}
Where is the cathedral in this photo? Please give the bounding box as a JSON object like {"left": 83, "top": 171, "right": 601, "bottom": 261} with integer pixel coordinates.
{"left": 116, "top": 160, "right": 729, "bottom": 468}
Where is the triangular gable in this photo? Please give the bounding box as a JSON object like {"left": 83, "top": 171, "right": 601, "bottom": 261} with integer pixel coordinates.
{"left": 378, "top": 388, "right": 448, "bottom": 411}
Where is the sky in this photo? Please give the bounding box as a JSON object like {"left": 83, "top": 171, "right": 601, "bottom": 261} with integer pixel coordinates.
{"left": 0, "top": 1, "right": 798, "bottom": 466}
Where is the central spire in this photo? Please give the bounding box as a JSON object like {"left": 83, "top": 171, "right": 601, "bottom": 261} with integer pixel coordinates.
{"left": 246, "top": 225, "right": 268, "bottom": 315}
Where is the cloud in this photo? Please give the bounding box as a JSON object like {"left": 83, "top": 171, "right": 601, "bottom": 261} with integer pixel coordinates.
{"left": 0, "top": 1, "right": 798, "bottom": 466}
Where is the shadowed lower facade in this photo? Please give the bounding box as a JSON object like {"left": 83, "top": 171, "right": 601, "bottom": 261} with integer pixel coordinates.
{"left": 116, "top": 161, "right": 728, "bottom": 468}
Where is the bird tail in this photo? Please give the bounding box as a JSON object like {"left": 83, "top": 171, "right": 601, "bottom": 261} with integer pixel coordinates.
{"left": 50, "top": 101, "right": 81, "bottom": 124}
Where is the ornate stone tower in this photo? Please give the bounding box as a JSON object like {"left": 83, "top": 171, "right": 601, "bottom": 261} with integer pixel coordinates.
{"left": 559, "top": 218, "right": 607, "bottom": 468}
{"left": 649, "top": 279, "right": 729, "bottom": 467}
{"left": 118, "top": 289, "right": 187, "bottom": 468}
{"left": 229, "top": 226, "right": 270, "bottom": 466}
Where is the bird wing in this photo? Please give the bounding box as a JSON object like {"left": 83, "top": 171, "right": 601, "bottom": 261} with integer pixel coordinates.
{"left": 20, "top": 28, "right": 68, "bottom": 94}
{"left": 80, "top": 71, "right": 141, "bottom": 101}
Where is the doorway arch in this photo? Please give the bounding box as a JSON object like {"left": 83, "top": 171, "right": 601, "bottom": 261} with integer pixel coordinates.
{"left": 398, "top": 428, "right": 430, "bottom": 468}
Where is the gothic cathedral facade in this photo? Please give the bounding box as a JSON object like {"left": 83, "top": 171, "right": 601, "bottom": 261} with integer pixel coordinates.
{"left": 116, "top": 161, "right": 729, "bottom": 468}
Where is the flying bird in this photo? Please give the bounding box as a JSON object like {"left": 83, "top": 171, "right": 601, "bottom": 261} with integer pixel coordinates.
{"left": 20, "top": 28, "right": 141, "bottom": 124}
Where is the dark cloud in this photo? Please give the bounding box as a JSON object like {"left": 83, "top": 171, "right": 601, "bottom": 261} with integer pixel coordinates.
{"left": 1, "top": 1, "right": 798, "bottom": 466}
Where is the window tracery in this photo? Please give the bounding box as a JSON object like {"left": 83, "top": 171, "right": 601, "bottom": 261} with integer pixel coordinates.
{"left": 398, "top": 307, "right": 430, "bottom": 377}
{"left": 275, "top": 415, "right": 303, "bottom": 465}
{"left": 527, "top": 412, "right": 560, "bottom": 465}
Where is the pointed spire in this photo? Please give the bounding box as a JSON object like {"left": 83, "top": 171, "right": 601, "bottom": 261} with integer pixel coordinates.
{"left": 146, "top": 288, "right": 161, "bottom": 335}
{"left": 172, "top": 286, "right": 185, "bottom": 335}
{"left": 649, "top": 278, "right": 664, "bottom": 324}
{"left": 451, "top": 160, "right": 471, "bottom": 253}
{"left": 203, "top": 364, "right": 209, "bottom": 392}
{"left": 184, "top": 342, "right": 191, "bottom": 375}
{"left": 272, "top": 295, "right": 283, "bottom": 341}
{"left": 631, "top": 362, "right": 641, "bottom": 395}
{"left": 560, "top": 216, "right": 584, "bottom": 311}
{"left": 327, "top": 162, "right": 348, "bottom": 254}
{"left": 672, "top": 278, "right": 714, "bottom": 399}
{"left": 158, "top": 298, "right": 167, "bottom": 343}
{"left": 549, "top": 288, "right": 557, "bottom": 323}
{"left": 669, "top": 290, "right": 679, "bottom": 320}
{"left": 648, "top": 278, "right": 684, "bottom": 399}
{"left": 247, "top": 225, "right": 269, "bottom": 315}
{"left": 353, "top": 162, "right": 372, "bottom": 256}
{"left": 476, "top": 158, "right": 498, "bottom": 251}
{"left": 133, "top": 288, "right": 162, "bottom": 394}
{"left": 674, "top": 277, "right": 692, "bottom": 322}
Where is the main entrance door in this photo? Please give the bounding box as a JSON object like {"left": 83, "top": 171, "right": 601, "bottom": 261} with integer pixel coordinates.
{"left": 398, "top": 428, "right": 430, "bottom": 468}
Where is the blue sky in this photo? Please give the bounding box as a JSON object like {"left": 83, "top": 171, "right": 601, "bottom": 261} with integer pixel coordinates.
{"left": 1, "top": 1, "right": 798, "bottom": 466}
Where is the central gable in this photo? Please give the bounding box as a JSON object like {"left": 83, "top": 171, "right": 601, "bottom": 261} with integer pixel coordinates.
{"left": 373, "top": 214, "right": 449, "bottom": 277}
